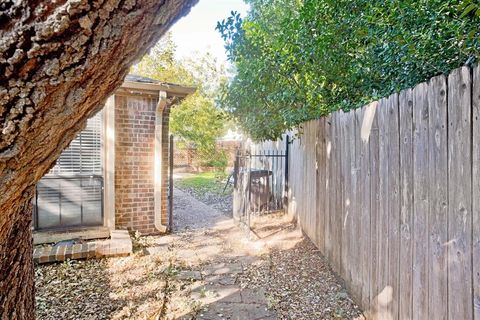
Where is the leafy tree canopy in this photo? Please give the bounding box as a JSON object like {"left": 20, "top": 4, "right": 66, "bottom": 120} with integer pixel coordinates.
{"left": 217, "top": 0, "right": 480, "bottom": 140}
{"left": 132, "top": 33, "right": 228, "bottom": 160}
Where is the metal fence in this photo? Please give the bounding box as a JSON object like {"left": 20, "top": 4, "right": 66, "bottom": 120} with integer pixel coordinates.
{"left": 233, "top": 137, "right": 289, "bottom": 231}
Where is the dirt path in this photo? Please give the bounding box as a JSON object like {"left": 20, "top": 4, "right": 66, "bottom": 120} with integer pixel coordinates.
{"left": 35, "top": 189, "right": 362, "bottom": 319}
{"left": 157, "top": 189, "right": 363, "bottom": 319}
{"left": 172, "top": 188, "right": 230, "bottom": 232}
{"left": 152, "top": 188, "right": 275, "bottom": 319}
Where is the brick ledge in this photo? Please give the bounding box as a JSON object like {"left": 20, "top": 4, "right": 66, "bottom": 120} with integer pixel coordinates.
{"left": 33, "top": 230, "right": 132, "bottom": 264}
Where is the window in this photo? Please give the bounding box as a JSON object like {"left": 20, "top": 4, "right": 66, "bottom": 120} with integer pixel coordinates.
{"left": 34, "top": 111, "right": 104, "bottom": 230}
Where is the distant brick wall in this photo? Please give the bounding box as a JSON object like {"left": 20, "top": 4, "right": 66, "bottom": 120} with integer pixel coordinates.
{"left": 173, "top": 140, "right": 240, "bottom": 170}
{"left": 115, "top": 95, "right": 157, "bottom": 234}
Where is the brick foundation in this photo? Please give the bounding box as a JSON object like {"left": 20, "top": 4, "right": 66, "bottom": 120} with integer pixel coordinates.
{"left": 33, "top": 230, "right": 132, "bottom": 263}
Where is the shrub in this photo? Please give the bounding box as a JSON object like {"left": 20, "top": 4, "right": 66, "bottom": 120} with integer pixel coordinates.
{"left": 217, "top": 0, "right": 480, "bottom": 140}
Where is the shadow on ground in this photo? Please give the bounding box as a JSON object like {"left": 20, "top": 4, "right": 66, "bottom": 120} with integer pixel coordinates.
{"left": 35, "top": 187, "right": 362, "bottom": 320}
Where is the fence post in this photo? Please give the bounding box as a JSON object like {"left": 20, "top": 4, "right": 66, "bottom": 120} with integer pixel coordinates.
{"left": 233, "top": 148, "right": 239, "bottom": 189}
{"left": 284, "top": 135, "right": 290, "bottom": 209}
{"left": 232, "top": 149, "right": 239, "bottom": 222}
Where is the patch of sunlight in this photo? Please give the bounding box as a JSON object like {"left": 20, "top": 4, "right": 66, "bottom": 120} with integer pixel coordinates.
{"left": 361, "top": 101, "right": 377, "bottom": 143}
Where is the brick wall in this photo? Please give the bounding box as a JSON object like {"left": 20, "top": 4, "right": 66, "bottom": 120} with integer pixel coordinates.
{"left": 173, "top": 140, "right": 241, "bottom": 170}
{"left": 115, "top": 95, "right": 158, "bottom": 234}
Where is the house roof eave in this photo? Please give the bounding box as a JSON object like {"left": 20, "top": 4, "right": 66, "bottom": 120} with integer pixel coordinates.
{"left": 121, "top": 80, "right": 196, "bottom": 98}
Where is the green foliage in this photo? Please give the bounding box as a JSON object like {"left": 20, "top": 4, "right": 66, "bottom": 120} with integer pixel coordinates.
{"left": 200, "top": 149, "right": 228, "bottom": 172}
{"left": 217, "top": 0, "right": 480, "bottom": 140}
{"left": 132, "top": 33, "right": 229, "bottom": 163}
{"left": 176, "top": 172, "right": 229, "bottom": 195}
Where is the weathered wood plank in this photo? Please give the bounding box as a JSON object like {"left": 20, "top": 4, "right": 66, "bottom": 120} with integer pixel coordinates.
{"left": 341, "top": 112, "right": 350, "bottom": 281}
{"left": 352, "top": 108, "right": 362, "bottom": 301}
{"left": 412, "top": 81, "right": 429, "bottom": 320}
{"left": 427, "top": 74, "right": 448, "bottom": 320}
{"left": 342, "top": 111, "right": 357, "bottom": 288}
{"left": 333, "top": 112, "right": 342, "bottom": 272}
{"left": 368, "top": 101, "right": 380, "bottom": 314}
{"left": 359, "top": 105, "right": 372, "bottom": 309}
{"left": 298, "top": 124, "right": 305, "bottom": 228}
{"left": 303, "top": 122, "right": 310, "bottom": 237}
{"left": 398, "top": 88, "right": 414, "bottom": 320}
{"left": 316, "top": 118, "right": 326, "bottom": 253}
{"left": 308, "top": 121, "right": 313, "bottom": 236}
{"left": 330, "top": 114, "right": 337, "bottom": 269}
{"left": 310, "top": 121, "right": 318, "bottom": 244}
{"left": 473, "top": 64, "right": 480, "bottom": 320}
{"left": 447, "top": 66, "right": 473, "bottom": 320}
{"left": 387, "top": 93, "right": 400, "bottom": 320}
{"left": 313, "top": 120, "right": 320, "bottom": 247}
{"left": 376, "top": 97, "right": 390, "bottom": 319}
{"left": 325, "top": 114, "right": 333, "bottom": 263}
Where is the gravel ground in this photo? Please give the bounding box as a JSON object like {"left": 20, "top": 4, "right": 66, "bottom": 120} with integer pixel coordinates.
{"left": 175, "top": 185, "right": 233, "bottom": 216}
{"left": 174, "top": 175, "right": 233, "bottom": 215}
{"left": 237, "top": 229, "right": 363, "bottom": 319}
{"left": 35, "top": 184, "right": 363, "bottom": 320}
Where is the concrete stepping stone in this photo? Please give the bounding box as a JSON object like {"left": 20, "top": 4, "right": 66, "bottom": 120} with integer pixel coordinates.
{"left": 176, "top": 270, "right": 202, "bottom": 281}
{"left": 203, "top": 263, "right": 243, "bottom": 276}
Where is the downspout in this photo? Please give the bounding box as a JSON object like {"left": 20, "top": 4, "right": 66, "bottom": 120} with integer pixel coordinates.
{"left": 154, "top": 91, "right": 168, "bottom": 233}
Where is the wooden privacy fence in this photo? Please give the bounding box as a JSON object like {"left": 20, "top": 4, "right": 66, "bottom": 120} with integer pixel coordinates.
{"left": 285, "top": 65, "right": 480, "bottom": 319}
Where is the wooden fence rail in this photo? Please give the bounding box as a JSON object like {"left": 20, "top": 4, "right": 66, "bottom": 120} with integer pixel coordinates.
{"left": 269, "top": 65, "right": 480, "bottom": 319}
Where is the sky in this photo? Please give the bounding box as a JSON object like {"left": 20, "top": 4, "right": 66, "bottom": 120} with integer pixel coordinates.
{"left": 168, "top": 0, "right": 249, "bottom": 64}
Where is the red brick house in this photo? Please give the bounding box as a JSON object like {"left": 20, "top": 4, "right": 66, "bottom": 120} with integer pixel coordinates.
{"left": 33, "top": 75, "right": 195, "bottom": 244}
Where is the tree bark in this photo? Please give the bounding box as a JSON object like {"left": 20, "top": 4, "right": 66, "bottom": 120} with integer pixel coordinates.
{"left": 0, "top": 189, "right": 35, "bottom": 319}
{"left": 0, "top": 0, "right": 197, "bottom": 318}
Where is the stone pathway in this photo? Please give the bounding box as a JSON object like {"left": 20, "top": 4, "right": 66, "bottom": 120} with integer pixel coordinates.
{"left": 142, "top": 188, "right": 275, "bottom": 319}
{"left": 138, "top": 188, "right": 362, "bottom": 319}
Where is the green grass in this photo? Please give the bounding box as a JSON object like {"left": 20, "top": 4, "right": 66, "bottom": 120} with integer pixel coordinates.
{"left": 176, "top": 172, "right": 231, "bottom": 195}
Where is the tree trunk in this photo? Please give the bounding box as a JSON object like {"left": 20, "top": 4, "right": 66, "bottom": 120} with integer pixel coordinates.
{"left": 0, "top": 0, "right": 197, "bottom": 318}
{"left": 0, "top": 189, "right": 35, "bottom": 319}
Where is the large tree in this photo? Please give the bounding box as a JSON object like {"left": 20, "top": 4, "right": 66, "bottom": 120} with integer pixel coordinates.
{"left": 133, "top": 38, "right": 228, "bottom": 164}
{"left": 0, "top": 0, "right": 197, "bottom": 318}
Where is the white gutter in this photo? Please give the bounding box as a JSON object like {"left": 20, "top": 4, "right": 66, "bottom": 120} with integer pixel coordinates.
{"left": 154, "top": 91, "right": 168, "bottom": 233}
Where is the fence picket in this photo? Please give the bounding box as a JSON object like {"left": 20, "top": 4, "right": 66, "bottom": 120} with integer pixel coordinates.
{"left": 325, "top": 114, "right": 333, "bottom": 263}
{"left": 377, "top": 97, "right": 390, "bottom": 319}
{"left": 368, "top": 101, "right": 380, "bottom": 314}
{"left": 387, "top": 93, "right": 400, "bottom": 320}
{"left": 412, "top": 81, "right": 429, "bottom": 320}
{"left": 340, "top": 112, "right": 350, "bottom": 281}
{"left": 316, "top": 117, "right": 326, "bottom": 253}
{"left": 473, "top": 64, "right": 480, "bottom": 320}
{"left": 398, "top": 89, "right": 414, "bottom": 320}
{"left": 447, "top": 66, "right": 473, "bottom": 320}
{"left": 353, "top": 109, "right": 362, "bottom": 301}
{"left": 359, "top": 105, "right": 371, "bottom": 309}
{"left": 427, "top": 74, "right": 448, "bottom": 320}
{"left": 333, "top": 112, "right": 342, "bottom": 271}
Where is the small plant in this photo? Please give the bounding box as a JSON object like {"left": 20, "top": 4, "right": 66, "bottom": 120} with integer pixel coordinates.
{"left": 163, "top": 264, "right": 179, "bottom": 277}
{"left": 266, "top": 294, "right": 279, "bottom": 309}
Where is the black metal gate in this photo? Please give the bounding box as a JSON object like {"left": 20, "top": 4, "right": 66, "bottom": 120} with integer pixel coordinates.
{"left": 233, "top": 136, "right": 289, "bottom": 231}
